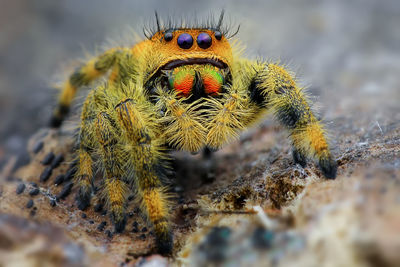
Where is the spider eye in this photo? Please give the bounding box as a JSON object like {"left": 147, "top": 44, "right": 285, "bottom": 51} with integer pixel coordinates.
{"left": 197, "top": 33, "right": 212, "bottom": 49}
{"left": 214, "top": 31, "right": 222, "bottom": 40}
{"left": 177, "top": 33, "right": 193, "bottom": 49}
{"left": 164, "top": 32, "right": 173, "bottom": 41}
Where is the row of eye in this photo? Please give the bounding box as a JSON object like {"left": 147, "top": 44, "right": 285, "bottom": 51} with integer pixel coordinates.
{"left": 164, "top": 32, "right": 222, "bottom": 49}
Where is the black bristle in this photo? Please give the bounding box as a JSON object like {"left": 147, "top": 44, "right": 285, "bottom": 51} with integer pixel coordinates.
{"left": 143, "top": 10, "right": 239, "bottom": 40}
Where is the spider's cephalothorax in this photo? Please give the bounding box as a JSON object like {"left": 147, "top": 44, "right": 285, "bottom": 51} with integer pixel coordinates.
{"left": 50, "top": 12, "right": 337, "bottom": 254}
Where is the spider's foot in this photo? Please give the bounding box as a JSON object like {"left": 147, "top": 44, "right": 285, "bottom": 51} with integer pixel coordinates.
{"left": 155, "top": 229, "right": 173, "bottom": 255}
{"left": 76, "top": 187, "right": 91, "bottom": 210}
{"left": 319, "top": 155, "right": 337, "bottom": 179}
{"left": 111, "top": 211, "right": 127, "bottom": 233}
{"left": 292, "top": 148, "right": 307, "bottom": 168}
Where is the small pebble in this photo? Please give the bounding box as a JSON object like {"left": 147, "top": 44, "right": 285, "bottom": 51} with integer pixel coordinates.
{"left": 101, "top": 210, "right": 107, "bottom": 216}
{"left": 30, "top": 182, "right": 38, "bottom": 188}
{"left": 29, "top": 188, "right": 40, "bottom": 196}
{"left": 97, "top": 221, "right": 107, "bottom": 231}
{"left": 16, "top": 183, "right": 26, "bottom": 194}
{"left": 105, "top": 230, "right": 113, "bottom": 238}
{"left": 30, "top": 210, "right": 36, "bottom": 217}
{"left": 128, "top": 195, "right": 134, "bottom": 201}
{"left": 139, "top": 234, "right": 146, "bottom": 240}
{"left": 51, "top": 154, "right": 64, "bottom": 169}
{"left": 81, "top": 213, "right": 87, "bottom": 219}
{"left": 132, "top": 221, "right": 138, "bottom": 228}
{"left": 40, "top": 166, "right": 53, "bottom": 182}
{"left": 64, "top": 167, "right": 76, "bottom": 181}
{"left": 128, "top": 212, "right": 134, "bottom": 217}
{"left": 26, "top": 199, "right": 34, "bottom": 208}
{"left": 56, "top": 182, "right": 73, "bottom": 200}
{"left": 49, "top": 199, "right": 56, "bottom": 207}
{"left": 141, "top": 227, "right": 147, "bottom": 232}
{"left": 41, "top": 152, "right": 55, "bottom": 165}
{"left": 32, "top": 141, "right": 44, "bottom": 154}
{"left": 54, "top": 174, "right": 65, "bottom": 185}
{"left": 89, "top": 220, "right": 94, "bottom": 224}
{"left": 94, "top": 203, "right": 103, "bottom": 213}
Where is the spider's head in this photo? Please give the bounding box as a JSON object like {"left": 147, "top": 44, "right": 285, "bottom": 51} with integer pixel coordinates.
{"left": 140, "top": 12, "right": 238, "bottom": 99}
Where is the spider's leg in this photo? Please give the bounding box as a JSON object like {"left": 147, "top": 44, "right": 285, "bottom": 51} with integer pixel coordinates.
{"left": 254, "top": 63, "right": 337, "bottom": 179}
{"left": 205, "top": 61, "right": 258, "bottom": 149}
{"left": 51, "top": 48, "right": 129, "bottom": 127}
{"left": 95, "top": 109, "right": 128, "bottom": 232}
{"left": 114, "top": 98, "right": 173, "bottom": 254}
{"left": 157, "top": 91, "right": 207, "bottom": 153}
{"left": 75, "top": 91, "right": 97, "bottom": 210}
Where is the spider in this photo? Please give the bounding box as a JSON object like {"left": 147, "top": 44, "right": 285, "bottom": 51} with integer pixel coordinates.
{"left": 49, "top": 12, "right": 337, "bottom": 254}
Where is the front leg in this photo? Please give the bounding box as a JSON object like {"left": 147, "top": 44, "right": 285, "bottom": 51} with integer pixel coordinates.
{"left": 255, "top": 63, "right": 337, "bottom": 179}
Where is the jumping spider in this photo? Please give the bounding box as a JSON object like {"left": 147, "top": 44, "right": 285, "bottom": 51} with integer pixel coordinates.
{"left": 50, "top": 12, "right": 337, "bottom": 254}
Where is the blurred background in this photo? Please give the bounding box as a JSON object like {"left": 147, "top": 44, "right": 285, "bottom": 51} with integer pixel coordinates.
{"left": 0, "top": 0, "right": 399, "bottom": 164}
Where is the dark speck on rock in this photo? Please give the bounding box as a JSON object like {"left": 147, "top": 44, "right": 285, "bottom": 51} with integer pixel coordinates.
{"left": 50, "top": 154, "right": 64, "bottom": 168}
{"left": 41, "top": 152, "right": 55, "bottom": 165}
{"left": 26, "top": 199, "right": 34, "bottom": 208}
{"left": 89, "top": 220, "right": 94, "bottom": 224}
{"left": 29, "top": 188, "right": 40, "bottom": 196}
{"left": 97, "top": 221, "right": 107, "bottom": 231}
{"left": 49, "top": 199, "right": 56, "bottom": 207}
{"left": 40, "top": 166, "right": 52, "bottom": 182}
{"left": 64, "top": 168, "right": 76, "bottom": 181}
{"left": 16, "top": 183, "right": 25, "bottom": 194}
{"left": 56, "top": 182, "right": 73, "bottom": 200}
{"left": 81, "top": 213, "right": 87, "bottom": 219}
{"left": 33, "top": 141, "right": 44, "bottom": 154}
{"left": 94, "top": 203, "right": 103, "bottom": 213}
{"left": 105, "top": 230, "right": 113, "bottom": 238}
{"left": 54, "top": 174, "right": 64, "bottom": 185}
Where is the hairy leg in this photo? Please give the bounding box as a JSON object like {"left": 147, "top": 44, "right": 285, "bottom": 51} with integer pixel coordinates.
{"left": 51, "top": 48, "right": 132, "bottom": 127}
{"left": 156, "top": 90, "right": 207, "bottom": 153}
{"left": 114, "top": 98, "right": 173, "bottom": 254}
{"left": 255, "top": 63, "right": 337, "bottom": 178}
{"left": 95, "top": 110, "right": 128, "bottom": 232}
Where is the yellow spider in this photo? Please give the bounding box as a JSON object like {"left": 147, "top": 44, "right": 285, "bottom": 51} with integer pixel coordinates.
{"left": 50, "top": 12, "right": 337, "bottom": 254}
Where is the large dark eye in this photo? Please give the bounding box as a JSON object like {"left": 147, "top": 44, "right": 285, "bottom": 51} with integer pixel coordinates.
{"left": 164, "top": 32, "right": 173, "bottom": 41}
{"left": 197, "top": 33, "right": 212, "bottom": 49}
{"left": 177, "top": 33, "right": 193, "bottom": 49}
